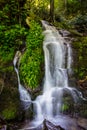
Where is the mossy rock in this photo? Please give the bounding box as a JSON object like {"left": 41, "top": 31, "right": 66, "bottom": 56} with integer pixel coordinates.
{"left": 0, "top": 88, "right": 20, "bottom": 120}
{"left": 61, "top": 103, "right": 69, "bottom": 112}
{"left": 62, "top": 96, "right": 74, "bottom": 114}
{"left": 0, "top": 71, "right": 21, "bottom": 121}
{"left": 1, "top": 105, "right": 17, "bottom": 120}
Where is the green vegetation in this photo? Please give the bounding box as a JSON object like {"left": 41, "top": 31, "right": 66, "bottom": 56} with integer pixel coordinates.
{"left": 0, "top": 25, "right": 28, "bottom": 67}
{"left": 0, "top": 0, "right": 28, "bottom": 121}
{"left": 62, "top": 103, "right": 69, "bottom": 112}
{"left": 2, "top": 106, "right": 17, "bottom": 120}
{"left": 73, "top": 37, "right": 87, "bottom": 79}
{"left": 20, "top": 20, "right": 44, "bottom": 89}
{"left": 0, "top": 0, "right": 28, "bottom": 72}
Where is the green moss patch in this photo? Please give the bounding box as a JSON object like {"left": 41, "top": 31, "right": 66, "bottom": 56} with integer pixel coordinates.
{"left": 2, "top": 105, "right": 17, "bottom": 120}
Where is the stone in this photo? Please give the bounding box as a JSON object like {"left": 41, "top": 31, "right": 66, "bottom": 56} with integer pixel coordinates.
{"left": 43, "top": 119, "right": 65, "bottom": 130}
{"left": 78, "top": 118, "right": 87, "bottom": 130}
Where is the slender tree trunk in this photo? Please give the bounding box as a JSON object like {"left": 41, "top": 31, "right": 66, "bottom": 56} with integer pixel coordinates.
{"left": 50, "top": 0, "right": 54, "bottom": 22}
{"left": 64, "top": 0, "right": 67, "bottom": 12}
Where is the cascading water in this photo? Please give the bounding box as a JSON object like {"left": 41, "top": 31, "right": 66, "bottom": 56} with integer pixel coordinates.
{"left": 17, "top": 21, "right": 86, "bottom": 130}
{"left": 13, "top": 51, "right": 31, "bottom": 109}
{"left": 32, "top": 20, "right": 85, "bottom": 122}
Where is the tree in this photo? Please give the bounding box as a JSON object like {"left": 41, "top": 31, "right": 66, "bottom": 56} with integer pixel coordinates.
{"left": 50, "top": 0, "right": 54, "bottom": 22}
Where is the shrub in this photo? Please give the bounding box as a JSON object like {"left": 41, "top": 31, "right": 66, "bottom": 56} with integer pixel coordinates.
{"left": 70, "top": 15, "right": 87, "bottom": 32}
{"left": 0, "top": 24, "right": 28, "bottom": 67}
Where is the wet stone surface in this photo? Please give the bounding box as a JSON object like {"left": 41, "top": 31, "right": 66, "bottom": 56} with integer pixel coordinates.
{"left": 19, "top": 115, "right": 87, "bottom": 130}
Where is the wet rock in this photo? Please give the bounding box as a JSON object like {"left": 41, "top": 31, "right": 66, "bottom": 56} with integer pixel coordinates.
{"left": 59, "top": 30, "right": 71, "bottom": 37}
{"left": 78, "top": 118, "right": 87, "bottom": 130}
{"left": 77, "top": 77, "right": 87, "bottom": 90}
{"left": 19, "top": 115, "right": 87, "bottom": 130}
{"left": 43, "top": 119, "right": 65, "bottom": 130}
{"left": 0, "top": 125, "right": 7, "bottom": 130}
{"left": 77, "top": 76, "right": 87, "bottom": 98}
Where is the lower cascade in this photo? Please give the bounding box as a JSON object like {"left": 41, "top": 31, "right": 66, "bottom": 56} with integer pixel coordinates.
{"left": 14, "top": 20, "right": 86, "bottom": 129}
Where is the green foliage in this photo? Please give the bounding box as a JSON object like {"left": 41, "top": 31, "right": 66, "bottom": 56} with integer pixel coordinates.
{"left": 71, "top": 15, "right": 87, "bottom": 33}
{"left": 55, "top": 0, "right": 65, "bottom": 15}
{"left": 0, "top": 0, "right": 28, "bottom": 73}
{"left": 0, "top": 0, "right": 26, "bottom": 25}
{"left": 62, "top": 103, "right": 69, "bottom": 112}
{"left": 20, "top": 20, "right": 44, "bottom": 89}
{"left": 25, "top": 0, "right": 50, "bottom": 20}
{"left": 0, "top": 24, "right": 27, "bottom": 46}
{"left": 0, "top": 24, "right": 28, "bottom": 68}
{"left": 73, "top": 37, "right": 87, "bottom": 79}
{"left": 67, "top": 0, "right": 81, "bottom": 14}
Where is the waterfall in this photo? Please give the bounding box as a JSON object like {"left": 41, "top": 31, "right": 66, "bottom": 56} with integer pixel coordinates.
{"left": 17, "top": 21, "right": 86, "bottom": 130}
{"left": 33, "top": 20, "right": 86, "bottom": 122}
{"left": 13, "top": 51, "right": 31, "bottom": 109}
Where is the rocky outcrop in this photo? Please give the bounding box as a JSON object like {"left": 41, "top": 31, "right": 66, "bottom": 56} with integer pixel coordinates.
{"left": 0, "top": 70, "right": 21, "bottom": 121}
{"left": 43, "top": 119, "right": 65, "bottom": 130}
{"left": 77, "top": 76, "right": 87, "bottom": 90}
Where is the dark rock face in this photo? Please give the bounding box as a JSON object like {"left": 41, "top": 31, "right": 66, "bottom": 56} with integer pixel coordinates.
{"left": 0, "top": 71, "right": 21, "bottom": 121}
{"left": 59, "top": 29, "right": 71, "bottom": 37}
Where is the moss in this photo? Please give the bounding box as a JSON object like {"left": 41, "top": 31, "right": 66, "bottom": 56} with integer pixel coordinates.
{"left": 1, "top": 105, "right": 17, "bottom": 120}
{"left": 61, "top": 103, "right": 69, "bottom": 112}
{"left": 61, "top": 95, "right": 74, "bottom": 114}
{"left": 20, "top": 20, "right": 44, "bottom": 90}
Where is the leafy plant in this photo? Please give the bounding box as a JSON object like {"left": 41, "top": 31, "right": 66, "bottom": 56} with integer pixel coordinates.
{"left": 71, "top": 15, "right": 87, "bottom": 32}
{"left": 0, "top": 23, "right": 28, "bottom": 74}
{"left": 20, "top": 20, "right": 44, "bottom": 89}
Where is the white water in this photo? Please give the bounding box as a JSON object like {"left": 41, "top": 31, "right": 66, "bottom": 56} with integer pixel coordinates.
{"left": 33, "top": 20, "right": 86, "bottom": 122}
{"left": 14, "top": 21, "right": 86, "bottom": 130}
{"left": 13, "top": 51, "right": 31, "bottom": 109}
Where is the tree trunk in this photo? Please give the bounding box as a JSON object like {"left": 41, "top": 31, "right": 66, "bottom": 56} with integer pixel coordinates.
{"left": 50, "top": 0, "right": 54, "bottom": 22}
{"left": 64, "top": 0, "right": 67, "bottom": 12}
